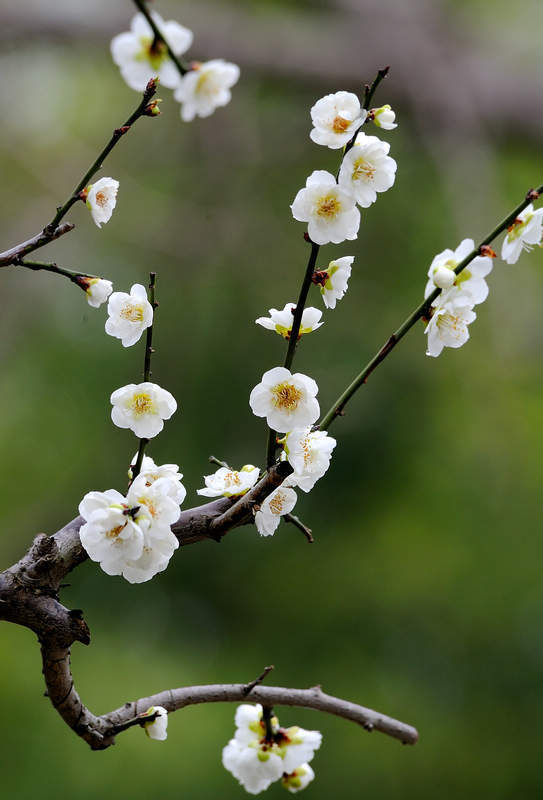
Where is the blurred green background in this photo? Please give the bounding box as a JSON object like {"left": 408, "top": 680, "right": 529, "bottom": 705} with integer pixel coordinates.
{"left": 1, "top": 0, "right": 543, "bottom": 797}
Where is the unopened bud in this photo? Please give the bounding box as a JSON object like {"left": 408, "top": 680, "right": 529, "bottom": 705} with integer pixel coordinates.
{"left": 144, "top": 99, "right": 162, "bottom": 117}
{"left": 432, "top": 265, "right": 456, "bottom": 290}
{"left": 371, "top": 104, "right": 397, "bottom": 130}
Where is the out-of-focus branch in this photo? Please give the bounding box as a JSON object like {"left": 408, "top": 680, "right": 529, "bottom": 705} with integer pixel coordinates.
{"left": 131, "top": 271, "right": 158, "bottom": 482}
{"left": 318, "top": 184, "right": 543, "bottom": 431}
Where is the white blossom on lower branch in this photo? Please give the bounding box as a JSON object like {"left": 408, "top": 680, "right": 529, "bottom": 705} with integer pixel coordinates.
{"left": 111, "top": 11, "right": 193, "bottom": 91}
{"left": 249, "top": 367, "right": 319, "bottom": 432}
{"left": 197, "top": 465, "right": 260, "bottom": 498}
{"left": 425, "top": 295, "right": 476, "bottom": 358}
{"left": 129, "top": 453, "right": 186, "bottom": 505}
{"left": 106, "top": 283, "right": 153, "bottom": 347}
{"left": 111, "top": 381, "right": 177, "bottom": 438}
{"left": 255, "top": 486, "right": 297, "bottom": 537}
{"left": 281, "top": 428, "right": 336, "bottom": 492}
{"left": 424, "top": 238, "right": 492, "bottom": 304}
{"left": 222, "top": 704, "right": 322, "bottom": 795}
{"left": 290, "top": 170, "right": 360, "bottom": 245}
{"left": 501, "top": 203, "right": 543, "bottom": 264}
{"left": 76, "top": 277, "right": 113, "bottom": 308}
{"left": 309, "top": 91, "right": 366, "bottom": 149}
{"left": 141, "top": 706, "right": 168, "bottom": 741}
{"left": 255, "top": 304, "right": 323, "bottom": 339}
{"left": 338, "top": 133, "right": 397, "bottom": 208}
{"left": 84, "top": 177, "right": 119, "bottom": 228}
{"left": 174, "top": 59, "right": 240, "bottom": 121}
{"left": 314, "top": 256, "right": 354, "bottom": 309}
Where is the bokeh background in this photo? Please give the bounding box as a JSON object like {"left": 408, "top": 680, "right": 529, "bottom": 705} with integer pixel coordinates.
{"left": 1, "top": 0, "right": 543, "bottom": 797}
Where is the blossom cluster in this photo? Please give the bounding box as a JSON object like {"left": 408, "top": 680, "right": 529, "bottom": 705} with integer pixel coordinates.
{"left": 111, "top": 11, "right": 239, "bottom": 122}
{"left": 79, "top": 455, "right": 185, "bottom": 583}
{"left": 222, "top": 704, "right": 321, "bottom": 794}
{"left": 424, "top": 203, "right": 543, "bottom": 357}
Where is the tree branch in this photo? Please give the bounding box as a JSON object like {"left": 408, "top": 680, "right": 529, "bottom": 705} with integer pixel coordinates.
{"left": 132, "top": 0, "right": 189, "bottom": 77}
{"left": 318, "top": 184, "right": 543, "bottom": 431}
{"left": 0, "top": 223, "right": 75, "bottom": 267}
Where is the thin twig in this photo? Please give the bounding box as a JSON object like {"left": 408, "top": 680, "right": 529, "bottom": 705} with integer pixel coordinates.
{"left": 319, "top": 185, "right": 543, "bottom": 431}
{"left": 132, "top": 0, "right": 189, "bottom": 77}
{"left": 285, "top": 513, "right": 314, "bottom": 543}
{"left": 45, "top": 79, "right": 159, "bottom": 233}
{"left": 243, "top": 665, "right": 275, "bottom": 696}
{"left": 14, "top": 259, "right": 97, "bottom": 284}
{"left": 131, "top": 271, "right": 157, "bottom": 481}
{"left": 209, "top": 455, "right": 231, "bottom": 469}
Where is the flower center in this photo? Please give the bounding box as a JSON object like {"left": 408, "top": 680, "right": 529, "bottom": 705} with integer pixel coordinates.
{"left": 106, "top": 524, "right": 126, "bottom": 539}
{"left": 507, "top": 214, "right": 531, "bottom": 241}
{"left": 272, "top": 382, "right": 302, "bottom": 411}
{"left": 352, "top": 157, "right": 376, "bottom": 181}
{"left": 138, "top": 497, "right": 157, "bottom": 517}
{"left": 268, "top": 492, "right": 287, "bottom": 515}
{"left": 131, "top": 392, "right": 154, "bottom": 415}
{"left": 138, "top": 36, "right": 168, "bottom": 71}
{"left": 120, "top": 303, "right": 144, "bottom": 322}
{"left": 332, "top": 114, "right": 350, "bottom": 133}
{"left": 95, "top": 191, "right": 108, "bottom": 208}
{"left": 316, "top": 194, "right": 341, "bottom": 218}
{"left": 224, "top": 471, "right": 241, "bottom": 488}
{"left": 437, "top": 311, "right": 464, "bottom": 340}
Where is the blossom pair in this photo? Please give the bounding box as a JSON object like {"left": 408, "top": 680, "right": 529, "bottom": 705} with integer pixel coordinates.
{"left": 111, "top": 11, "right": 239, "bottom": 122}
{"left": 79, "top": 455, "right": 185, "bottom": 583}
{"left": 222, "top": 704, "right": 321, "bottom": 794}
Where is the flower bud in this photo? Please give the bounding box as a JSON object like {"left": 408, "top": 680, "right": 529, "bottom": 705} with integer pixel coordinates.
{"left": 371, "top": 104, "right": 397, "bottom": 130}
{"left": 432, "top": 265, "right": 456, "bottom": 290}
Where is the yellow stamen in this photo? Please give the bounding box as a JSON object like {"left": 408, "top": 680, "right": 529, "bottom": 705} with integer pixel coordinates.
{"left": 131, "top": 393, "right": 154, "bottom": 415}
{"left": 317, "top": 194, "right": 341, "bottom": 218}
{"left": 272, "top": 382, "right": 302, "bottom": 411}
{"left": 332, "top": 115, "right": 350, "bottom": 133}
{"left": 120, "top": 303, "right": 144, "bottom": 322}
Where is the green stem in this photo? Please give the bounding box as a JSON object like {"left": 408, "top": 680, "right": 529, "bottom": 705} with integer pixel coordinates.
{"left": 131, "top": 272, "right": 157, "bottom": 482}
{"left": 45, "top": 80, "right": 158, "bottom": 233}
{"left": 133, "top": 0, "right": 189, "bottom": 76}
{"left": 318, "top": 185, "right": 543, "bottom": 431}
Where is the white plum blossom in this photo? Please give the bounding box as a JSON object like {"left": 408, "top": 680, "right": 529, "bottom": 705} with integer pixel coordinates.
{"left": 424, "top": 238, "right": 492, "bottom": 305}
{"left": 290, "top": 170, "right": 360, "bottom": 246}
{"left": 282, "top": 764, "right": 315, "bottom": 793}
{"left": 111, "top": 381, "right": 177, "bottom": 438}
{"left": 315, "top": 256, "right": 354, "bottom": 310}
{"left": 110, "top": 12, "right": 193, "bottom": 91}
{"left": 85, "top": 177, "right": 119, "bottom": 228}
{"left": 129, "top": 453, "right": 186, "bottom": 505}
{"left": 371, "top": 104, "right": 397, "bottom": 130}
{"left": 222, "top": 705, "right": 321, "bottom": 795}
{"left": 501, "top": 203, "right": 543, "bottom": 264}
{"left": 254, "top": 486, "right": 297, "bottom": 537}
{"left": 142, "top": 706, "right": 168, "bottom": 741}
{"left": 197, "top": 465, "right": 260, "bottom": 498}
{"left": 79, "top": 489, "right": 147, "bottom": 577}
{"left": 174, "top": 59, "right": 240, "bottom": 121}
{"left": 338, "top": 133, "right": 396, "bottom": 208}
{"left": 105, "top": 283, "right": 153, "bottom": 347}
{"left": 255, "top": 303, "right": 323, "bottom": 339}
{"left": 309, "top": 91, "right": 366, "bottom": 149}
{"left": 282, "top": 428, "right": 336, "bottom": 493}
{"left": 425, "top": 296, "right": 477, "bottom": 358}
{"left": 77, "top": 277, "right": 113, "bottom": 308}
{"left": 249, "top": 367, "right": 319, "bottom": 432}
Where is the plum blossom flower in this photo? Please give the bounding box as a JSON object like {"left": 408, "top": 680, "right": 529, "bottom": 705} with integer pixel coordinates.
{"left": 282, "top": 764, "right": 315, "bottom": 793}
{"left": 255, "top": 304, "right": 323, "bottom": 339}
{"left": 85, "top": 177, "right": 119, "bottom": 228}
{"left": 338, "top": 133, "right": 396, "bottom": 208}
{"left": 254, "top": 486, "right": 297, "bottom": 536}
{"left": 142, "top": 706, "right": 168, "bottom": 741}
{"left": 309, "top": 91, "right": 366, "bottom": 149}
{"left": 79, "top": 489, "right": 147, "bottom": 577}
{"left": 313, "top": 256, "right": 354, "bottom": 309}
{"left": 290, "top": 170, "right": 360, "bottom": 246}
{"left": 76, "top": 277, "right": 113, "bottom": 308}
{"left": 174, "top": 59, "right": 240, "bottom": 121}
{"left": 222, "top": 704, "right": 321, "bottom": 795}
{"left": 371, "top": 104, "right": 397, "bottom": 130}
{"left": 111, "top": 381, "right": 177, "bottom": 438}
{"left": 501, "top": 203, "right": 543, "bottom": 264}
{"left": 110, "top": 12, "right": 193, "bottom": 91}
{"left": 249, "top": 367, "right": 319, "bottom": 432}
{"left": 197, "top": 465, "right": 260, "bottom": 498}
{"left": 425, "top": 296, "right": 477, "bottom": 358}
{"left": 129, "top": 454, "right": 186, "bottom": 505}
{"left": 105, "top": 284, "right": 153, "bottom": 347}
{"left": 282, "top": 428, "right": 336, "bottom": 493}
{"left": 424, "top": 238, "right": 492, "bottom": 305}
